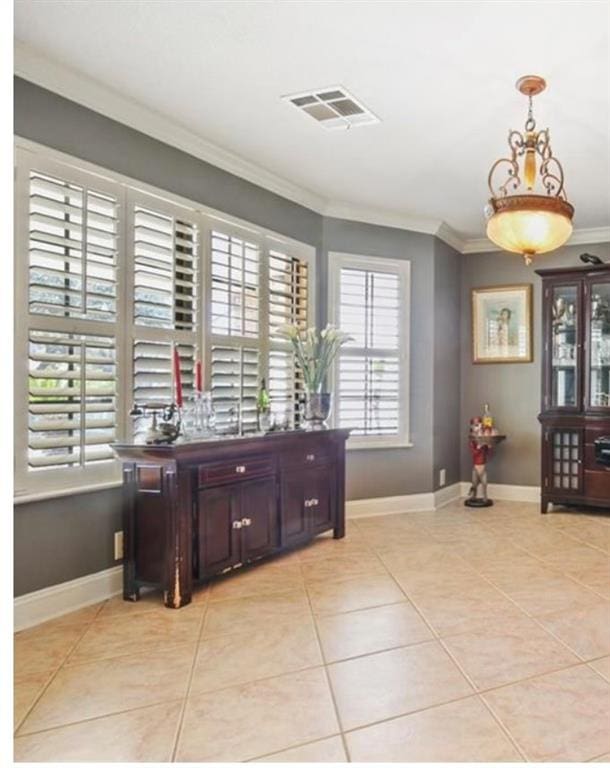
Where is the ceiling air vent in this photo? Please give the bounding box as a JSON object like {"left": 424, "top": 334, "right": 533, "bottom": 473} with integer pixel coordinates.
{"left": 282, "top": 86, "right": 379, "bottom": 130}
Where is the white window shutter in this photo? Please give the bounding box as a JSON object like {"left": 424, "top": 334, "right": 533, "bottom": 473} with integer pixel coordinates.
{"left": 28, "top": 330, "right": 117, "bottom": 470}
{"left": 133, "top": 205, "right": 198, "bottom": 331}
{"left": 329, "top": 254, "right": 409, "bottom": 446}
{"left": 211, "top": 230, "right": 260, "bottom": 338}
{"left": 29, "top": 170, "right": 119, "bottom": 322}
{"left": 210, "top": 345, "right": 259, "bottom": 434}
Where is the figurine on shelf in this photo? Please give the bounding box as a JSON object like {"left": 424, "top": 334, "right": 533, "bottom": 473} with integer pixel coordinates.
{"left": 465, "top": 405, "right": 506, "bottom": 508}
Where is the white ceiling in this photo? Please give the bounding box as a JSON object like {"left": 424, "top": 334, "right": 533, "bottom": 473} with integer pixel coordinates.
{"left": 14, "top": 0, "right": 610, "bottom": 242}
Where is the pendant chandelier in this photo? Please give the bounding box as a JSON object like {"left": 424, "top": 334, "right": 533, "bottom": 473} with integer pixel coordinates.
{"left": 485, "top": 75, "right": 574, "bottom": 265}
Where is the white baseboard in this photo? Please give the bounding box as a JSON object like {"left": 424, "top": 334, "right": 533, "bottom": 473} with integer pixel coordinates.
{"left": 434, "top": 482, "right": 462, "bottom": 508}
{"left": 459, "top": 482, "right": 541, "bottom": 503}
{"left": 346, "top": 482, "right": 461, "bottom": 519}
{"left": 14, "top": 566, "right": 122, "bottom": 632}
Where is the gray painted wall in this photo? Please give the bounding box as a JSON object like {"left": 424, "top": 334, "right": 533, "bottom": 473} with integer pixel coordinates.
{"left": 14, "top": 488, "right": 123, "bottom": 596}
{"left": 433, "top": 239, "right": 462, "bottom": 490}
{"left": 14, "top": 77, "right": 461, "bottom": 595}
{"left": 460, "top": 241, "right": 610, "bottom": 486}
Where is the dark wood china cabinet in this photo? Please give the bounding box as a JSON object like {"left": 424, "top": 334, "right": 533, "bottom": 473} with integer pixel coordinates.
{"left": 537, "top": 264, "right": 610, "bottom": 513}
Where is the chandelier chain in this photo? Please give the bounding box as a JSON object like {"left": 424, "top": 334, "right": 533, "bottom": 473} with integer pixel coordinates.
{"left": 525, "top": 95, "right": 536, "bottom": 132}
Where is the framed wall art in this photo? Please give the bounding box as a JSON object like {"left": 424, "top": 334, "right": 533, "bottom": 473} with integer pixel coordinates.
{"left": 472, "top": 284, "right": 533, "bottom": 363}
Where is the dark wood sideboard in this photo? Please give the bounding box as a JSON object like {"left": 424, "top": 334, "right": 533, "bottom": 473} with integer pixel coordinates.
{"left": 113, "top": 429, "right": 350, "bottom": 608}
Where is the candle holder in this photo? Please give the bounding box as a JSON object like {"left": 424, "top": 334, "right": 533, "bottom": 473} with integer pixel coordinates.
{"left": 181, "top": 391, "right": 216, "bottom": 439}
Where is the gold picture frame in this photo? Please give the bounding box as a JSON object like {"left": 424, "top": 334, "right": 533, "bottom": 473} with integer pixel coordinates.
{"left": 472, "top": 284, "right": 533, "bottom": 363}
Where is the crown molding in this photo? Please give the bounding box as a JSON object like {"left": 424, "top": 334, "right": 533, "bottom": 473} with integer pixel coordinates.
{"left": 566, "top": 227, "right": 610, "bottom": 247}
{"left": 323, "top": 202, "right": 467, "bottom": 252}
{"left": 14, "top": 41, "right": 328, "bottom": 215}
{"left": 14, "top": 43, "right": 609, "bottom": 254}
{"left": 462, "top": 226, "right": 610, "bottom": 254}
{"left": 435, "top": 222, "right": 467, "bottom": 253}
{"left": 324, "top": 201, "right": 439, "bottom": 236}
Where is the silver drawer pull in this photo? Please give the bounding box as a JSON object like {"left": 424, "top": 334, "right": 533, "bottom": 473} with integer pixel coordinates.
{"left": 241, "top": 517, "right": 252, "bottom": 527}
{"left": 232, "top": 520, "right": 243, "bottom": 529}
{"left": 304, "top": 498, "right": 319, "bottom": 508}
{"left": 306, "top": 454, "right": 315, "bottom": 462}
{"left": 235, "top": 465, "right": 246, "bottom": 474}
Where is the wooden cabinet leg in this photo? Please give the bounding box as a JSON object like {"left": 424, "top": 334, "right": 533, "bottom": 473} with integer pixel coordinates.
{"left": 163, "top": 466, "right": 193, "bottom": 609}
{"left": 122, "top": 463, "right": 140, "bottom": 602}
{"left": 541, "top": 498, "right": 549, "bottom": 514}
{"left": 333, "top": 522, "right": 345, "bottom": 539}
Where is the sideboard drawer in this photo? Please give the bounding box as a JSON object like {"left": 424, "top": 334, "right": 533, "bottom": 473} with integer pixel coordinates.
{"left": 280, "top": 442, "right": 334, "bottom": 470}
{"left": 198, "top": 456, "right": 274, "bottom": 486}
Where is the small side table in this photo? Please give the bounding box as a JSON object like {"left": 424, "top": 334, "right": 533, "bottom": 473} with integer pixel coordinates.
{"left": 465, "top": 433, "right": 506, "bottom": 508}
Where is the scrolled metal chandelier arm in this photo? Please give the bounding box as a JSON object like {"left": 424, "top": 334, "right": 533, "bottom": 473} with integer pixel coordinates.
{"left": 487, "top": 100, "right": 567, "bottom": 200}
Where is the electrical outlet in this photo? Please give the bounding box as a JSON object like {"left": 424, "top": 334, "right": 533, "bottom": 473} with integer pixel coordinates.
{"left": 439, "top": 468, "right": 446, "bottom": 487}
{"left": 114, "top": 531, "right": 124, "bottom": 560}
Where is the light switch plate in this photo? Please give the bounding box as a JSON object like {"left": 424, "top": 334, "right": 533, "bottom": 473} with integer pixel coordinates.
{"left": 114, "top": 531, "right": 124, "bottom": 560}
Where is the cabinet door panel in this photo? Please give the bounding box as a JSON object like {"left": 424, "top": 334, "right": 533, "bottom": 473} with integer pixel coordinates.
{"left": 280, "top": 472, "right": 309, "bottom": 547}
{"left": 546, "top": 428, "right": 583, "bottom": 495}
{"left": 198, "top": 485, "right": 241, "bottom": 576}
{"left": 585, "top": 278, "right": 610, "bottom": 412}
{"left": 241, "top": 478, "right": 278, "bottom": 561}
{"left": 546, "top": 282, "right": 582, "bottom": 411}
{"left": 309, "top": 465, "right": 336, "bottom": 535}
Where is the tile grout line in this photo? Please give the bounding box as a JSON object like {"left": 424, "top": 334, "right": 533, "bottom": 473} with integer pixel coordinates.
{"left": 302, "top": 571, "right": 353, "bottom": 763}
{"left": 436, "top": 637, "right": 529, "bottom": 762}
{"left": 481, "top": 571, "right": 606, "bottom": 664}
{"left": 433, "top": 536, "right": 609, "bottom": 663}
{"left": 169, "top": 594, "right": 210, "bottom": 763}
{"left": 373, "top": 547, "right": 530, "bottom": 758}
{"left": 14, "top": 599, "right": 107, "bottom": 736}
{"left": 244, "top": 733, "right": 343, "bottom": 763}
{"left": 14, "top": 695, "right": 187, "bottom": 741}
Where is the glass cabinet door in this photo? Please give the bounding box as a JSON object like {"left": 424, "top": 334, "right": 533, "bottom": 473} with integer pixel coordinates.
{"left": 588, "top": 280, "right": 610, "bottom": 410}
{"left": 550, "top": 284, "right": 580, "bottom": 409}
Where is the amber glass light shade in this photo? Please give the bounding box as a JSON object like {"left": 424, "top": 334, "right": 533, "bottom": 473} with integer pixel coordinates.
{"left": 486, "top": 195, "right": 574, "bottom": 263}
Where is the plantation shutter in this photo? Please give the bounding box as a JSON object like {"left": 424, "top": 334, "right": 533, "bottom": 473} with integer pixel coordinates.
{"left": 127, "top": 193, "right": 200, "bottom": 440}
{"left": 335, "top": 264, "right": 404, "bottom": 438}
{"left": 210, "top": 345, "right": 259, "bottom": 434}
{"left": 211, "top": 231, "right": 260, "bottom": 337}
{"left": 209, "top": 228, "right": 262, "bottom": 433}
{"left": 28, "top": 170, "right": 119, "bottom": 322}
{"left": 131, "top": 340, "right": 196, "bottom": 439}
{"left": 28, "top": 330, "right": 117, "bottom": 469}
{"left": 133, "top": 205, "right": 198, "bottom": 331}
{"left": 267, "top": 248, "right": 311, "bottom": 428}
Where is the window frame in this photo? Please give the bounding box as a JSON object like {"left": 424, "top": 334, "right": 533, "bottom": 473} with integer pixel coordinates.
{"left": 14, "top": 140, "right": 315, "bottom": 502}
{"left": 327, "top": 251, "right": 411, "bottom": 450}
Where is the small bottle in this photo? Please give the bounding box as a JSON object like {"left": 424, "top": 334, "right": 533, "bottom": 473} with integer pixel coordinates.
{"left": 482, "top": 403, "right": 494, "bottom": 432}
{"left": 257, "top": 378, "right": 271, "bottom": 432}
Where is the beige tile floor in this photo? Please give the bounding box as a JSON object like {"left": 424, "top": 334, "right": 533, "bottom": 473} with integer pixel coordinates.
{"left": 13, "top": 500, "right": 610, "bottom": 762}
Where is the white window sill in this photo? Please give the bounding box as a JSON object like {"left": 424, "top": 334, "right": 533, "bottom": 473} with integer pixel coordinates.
{"left": 346, "top": 441, "right": 414, "bottom": 451}
{"left": 14, "top": 480, "right": 123, "bottom": 506}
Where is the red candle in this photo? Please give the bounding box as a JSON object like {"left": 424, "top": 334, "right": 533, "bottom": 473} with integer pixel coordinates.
{"left": 195, "top": 360, "right": 202, "bottom": 393}
{"left": 173, "top": 344, "right": 183, "bottom": 408}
